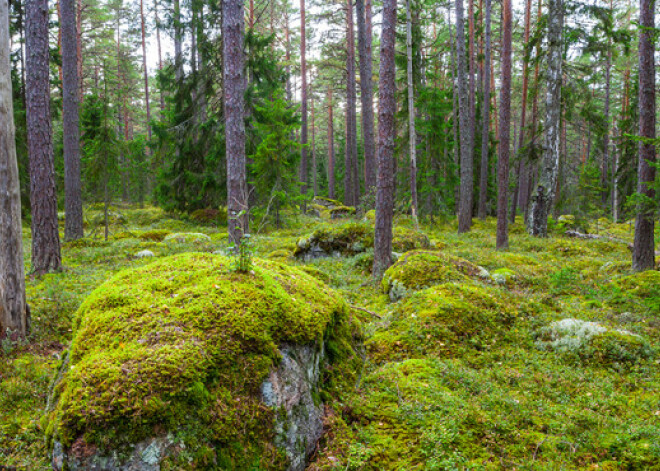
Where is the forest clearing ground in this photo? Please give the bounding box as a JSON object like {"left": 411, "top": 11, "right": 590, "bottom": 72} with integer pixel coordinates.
{"left": 1, "top": 206, "right": 658, "bottom": 469}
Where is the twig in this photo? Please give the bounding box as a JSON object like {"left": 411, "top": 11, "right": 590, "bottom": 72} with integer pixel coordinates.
{"left": 350, "top": 304, "right": 382, "bottom": 319}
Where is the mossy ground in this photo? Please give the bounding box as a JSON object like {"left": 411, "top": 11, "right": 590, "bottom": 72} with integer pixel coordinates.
{"left": 2, "top": 209, "right": 659, "bottom": 469}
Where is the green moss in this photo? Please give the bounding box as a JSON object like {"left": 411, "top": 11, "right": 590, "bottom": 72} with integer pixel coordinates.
{"left": 391, "top": 228, "right": 431, "bottom": 252}
{"left": 294, "top": 222, "right": 374, "bottom": 258}
{"left": 381, "top": 251, "right": 482, "bottom": 301}
{"left": 367, "top": 282, "right": 519, "bottom": 363}
{"left": 329, "top": 206, "right": 356, "bottom": 219}
{"left": 138, "top": 229, "right": 171, "bottom": 242}
{"left": 45, "top": 253, "right": 359, "bottom": 468}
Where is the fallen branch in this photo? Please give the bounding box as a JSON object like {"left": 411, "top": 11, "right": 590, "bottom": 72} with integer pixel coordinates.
{"left": 564, "top": 230, "right": 628, "bottom": 245}
{"left": 350, "top": 304, "right": 382, "bottom": 319}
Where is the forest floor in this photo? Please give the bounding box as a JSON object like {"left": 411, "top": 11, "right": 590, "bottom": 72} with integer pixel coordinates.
{"left": 1, "top": 205, "right": 659, "bottom": 470}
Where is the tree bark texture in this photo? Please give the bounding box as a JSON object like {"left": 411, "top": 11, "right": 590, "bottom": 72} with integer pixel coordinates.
{"left": 632, "top": 0, "right": 656, "bottom": 271}
{"left": 223, "top": 0, "right": 249, "bottom": 249}
{"left": 140, "top": 0, "right": 151, "bottom": 140}
{"left": 344, "top": 0, "right": 359, "bottom": 207}
{"left": 373, "top": 0, "right": 397, "bottom": 279}
{"left": 327, "top": 86, "right": 336, "bottom": 199}
{"left": 405, "top": 0, "right": 418, "bottom": 225}
{"left": 299, "top": 0, "right": 308, "bottom": 194}
{"left": 527, "top": 0, "right": 562, "bottom": 237}
{"left": 62, "top": 0, "right": 84, "bottom": 240}
{"left": 477, "top": 0, "right": 491, "bottom": 219}
{"left": 0, "top": 0, "right": 29, "bottom": 337}
{"left": 496, "top": 0, "right": 512, "bottom": 249}
{"left": 356, "top": 0, "right": 376, "bottom": 195}
{"left": 25, "top": 0, "right": 62, "bottom": 274}
{"left": 456, "top": 0, "right": 472, "bottom": 232}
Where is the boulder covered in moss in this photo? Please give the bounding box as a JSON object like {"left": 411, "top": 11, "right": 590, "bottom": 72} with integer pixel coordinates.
{"left": 367, "top": 282, "right": 519, "bottom": 363}
{"left": 382, "top": 251, "right": 483, "bottom": 301}
{"left": 294, "top": 222, "right": 373, "bottom": 261}
{"left": 163, "top": 232, "right": 211, "bottom": 244}
{"left": 391, "top": 228, "right": 431, "bottom": 253}
{"left": 45, "top": 253, "right": 360, "bottom": 470}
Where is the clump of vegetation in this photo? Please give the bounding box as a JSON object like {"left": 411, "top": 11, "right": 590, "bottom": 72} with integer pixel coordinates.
{"left": 391, "top": 227, "right": 431, "bottom": 252}
{"left": 381, "top": 251, "right": 482, "bottom": 301}
{"left": 138, "top": 229, "right": 171, "bottom": 241}
{"left": 44, "top": 253, "right": 360, "bottom": 468}
{"left": 294, "top": 222, "right": 374, "bottom": 259}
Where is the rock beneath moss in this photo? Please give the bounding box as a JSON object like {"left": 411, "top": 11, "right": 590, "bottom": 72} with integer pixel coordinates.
{"left": 294, "top": 222, "right": 373, "bottom": 261}
{"left": 45, "top": 253, "right": 360, "bottom": 470}
{"left": 163, "top": 232, "right": 211, "bottom": 244}
{"left": 391, "top": 228, "right": 431, "bottom": 253}
{"left": 382, "top": 251, "right": 482, "bottom": 301}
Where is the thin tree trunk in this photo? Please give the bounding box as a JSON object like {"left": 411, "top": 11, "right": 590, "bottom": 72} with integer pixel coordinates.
{"left": 26, "top": 0, "right": 62, "bottom": 274}
{"left": 405, "top": 0, "right": 418, "bottom": 226}
{"left": 140, "top": 0, "right": 151, "bottom": 140}
{"left": 62, "top": 0, "right": 83, "bottom": 240}
{"left": 327, "top": 86, "right": 336, "bottom": 199}
{"left": 311, "top": 82, "right": 317, "bottom": 196}
{"left": 477, "top": 0, "right": 491, "bottom": 219}
{"left": 373, "top": 0, "right": 397, "bottom": 279}
{"left": 468, "top": 0, "right": 475, "bottom": 169}
{"left": 155, "top": 0, "right": 164, "bottom": 111}
{"left": 527, "top": 0, "right": 562, "bottom": 236}
{"left": 173, "top": 0, "right": 183, "bottom": 83}
{"left": 632, "top": 0, "right": 656, "bottom": 271}
{"left": 496, "top": 0, "right": 512, "bottom": 249}
{"left": 456, "top": 0, "right": 472, "bottom": 232}
{"left": 356, "top": 0, "right": 376, "bottom": 194}
{"left": 601, "top": 45, "right": 612, "bottom": 208}
{"left": 299, "top": 0, "right": 308, "bottom": 194}
{"left": 223, "top": 0, "right": 248, "bottom": 250}
{"left": 76, "top": 0, "right": 83, "bottom": 101}
{"left": 345, "top": 0, "right": 359, "bottom": 206}
{"left": 0, "top": 0, "right": 28, "bottom": 337}
{"left": 285, "top": 9, "right": 291, "bottom": 103}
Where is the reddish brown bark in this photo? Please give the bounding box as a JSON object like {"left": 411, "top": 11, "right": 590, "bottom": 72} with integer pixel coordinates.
{"left": 496, "top": 0, "right": 512, "bottom": 249}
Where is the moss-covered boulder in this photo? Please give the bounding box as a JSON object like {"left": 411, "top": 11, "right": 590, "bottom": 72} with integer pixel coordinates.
{"left": 45, "top": 253, "right": 360, "bottom": 470}
{"left": 163, "top": 232, "right": 211, "bottom": 244}
{"left": 382, "top": 251, "right": 483, "bottom": 301}
{"left": 294, "top": 222, "right": 373, "bottom": 261}
{"left": 367, "top": 282, "right": 519, "bottom": 363}
{"left": 391, "top": 228, "right": 431, "bottom": 252}
{"left": 138, "top": 229, "right": 171, "bottom": 242}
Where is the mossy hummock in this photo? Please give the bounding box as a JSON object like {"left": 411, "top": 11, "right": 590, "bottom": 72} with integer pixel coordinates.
{"left": 45, "top": 252, "right": 359, "bottom": 469}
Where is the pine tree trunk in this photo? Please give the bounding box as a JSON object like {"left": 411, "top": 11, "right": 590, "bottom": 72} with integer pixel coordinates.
{"left": 173, "top": 0, "right": 183, "bottom": 83}
{"left": 140, "top": 0, "right": 151, "bottom": 140}
{"left": 527, "top": 0, "right": 562, "bottom": 236}
{"left": 223, "top": 0, "right": 248, "bottom": 250}
{"left": 26, "top": 0, "right": 62, "bottom": 275}
{"left": 62, "top": 0, "right": 84, "bottom": 240}
{"left": 311, "top": 85, "right": 317, "bottom": 196}
{"left": 373, "top": 0, "right": 397, "bottom": 279}
{"left": 299, "top": 0, "right": 308, "bottom": 195}
{"left": 345, "top": 0, "right": 359, "bottom": 206}
{"left": 356, "top": 0, "right": 376, "bottom": 195}
{"left": 477, "top": 0, "right": 491, "bottom": 219}
{"left": 456, "top": 0, "right": 472, "bottom": 232}
{"left": 467, "top": 0, "right": 475, "bottom": 168}
{"left": 327, "top": 86, "right": 336, "bottom": 199}
{"left": 496, "top": 0, "right": 512, "bottom": 249}
{"left": 405, "top": 0, "right": 418, "bottom": 225}
{"left": 0, "top": 0, "right": 29, "bottom": 337}
{"left": 76, "top": 0, "right": 83, "bottom": 101}
{"left": 601, "top": 46, "right": 611, "bottom": 208}
{"left": 632, "top": 0, "right": 656, "bottom": 271}
{"left": 155, "top": 0, "right": 165, "bottom": 111}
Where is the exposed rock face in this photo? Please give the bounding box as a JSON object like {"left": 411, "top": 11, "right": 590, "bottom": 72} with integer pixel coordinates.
{"left": 261, "top": 344, "right": 325, "bottom": 471}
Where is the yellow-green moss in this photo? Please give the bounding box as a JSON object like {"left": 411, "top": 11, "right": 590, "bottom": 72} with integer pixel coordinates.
{"left": 381, "top": 251, "right": 482, "bottom": 300}
{"left": 367, "top": 282, "right": 519, "bottom": 363}
{"left": 138, "top": 229, "right": 171, "bottom": 241}
{"left": 294, "top": 222, "right": 374, "bottom": 258}
{"left": 391, "top": 228, "right": 431, "bottom": 252}
{"left": 45, "top": 253, "right": 360, "bottom": 468}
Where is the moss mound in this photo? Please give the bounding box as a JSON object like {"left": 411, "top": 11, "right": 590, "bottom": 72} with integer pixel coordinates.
{"left": 382, "top": 251, "right": 482, "bottom": 301}
{"left": 294, "top": 222, "right": 373, "bottom": 259}
{"left": 45, "top": 253, "right": 359, "bottom": 469}
{"left": 367, "top": 282, "right": 519, "bottom": 363}
{"left": 607, "top": 270, "right": 660, "bottom": 313}
{"left": 391, "top": 228, "right": 431, "bottom": 252}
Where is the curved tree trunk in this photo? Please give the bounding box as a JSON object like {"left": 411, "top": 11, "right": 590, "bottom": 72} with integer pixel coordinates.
{"left": 527, "top": 0, "right": 562, "bottom": 237}
{"left": 26, "top": 0, "right": 62, "bottom": 274}
{"left": 632, "top": 0, "right": 656, "bottom": 271}
{"left": 223, "top": 0, "right": 248, "bottom": 250}
{"left": 373, "top": 0, "right": 397, "bottom": 279}
{"left": 62, "top": 0, "right": 84, "bottom": 240}
{"left": 0, "top": 0, "right": 29, "bottom": 337}
{"left": 356, "top": 0, "right": 376, "bottom": 195}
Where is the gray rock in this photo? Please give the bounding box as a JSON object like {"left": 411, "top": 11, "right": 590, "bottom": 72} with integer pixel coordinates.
{"left": 135, "top": 250, "right": 155, "bottom": 258}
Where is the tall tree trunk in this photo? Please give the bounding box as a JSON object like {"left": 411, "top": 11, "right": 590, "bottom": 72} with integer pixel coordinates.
{"left": 467, "top": 0, "right": 475, "bottom": 169}
{"left": 527, "top": 0, "right": 562, "bottom": 236}
{"left": 456, "top": 0, "right": 472, "bottom": 232}
{"left": 327, "top": 86, "right": 336, "bottom": 199}
{"left": 139, "top": 0, "right": 151, "bottom": 140}
{"left": 356, "top": 0, "right": 376, "bottom": 195}
{"left": 299, "top": 0, "right": 308, "bottom": 194}
{"left": 0, "top": 0, "right": 28, "bottom": 337}
{"left": 26, "top": 0, "right": 62, "bottom": 274}
{"left": 405, "top": 0, "right": 418, "bottom": 225}
{"left": 173, "top": 0, "right": 183, "bottom": 83}
{"left": 477, "top": 0, "right": 491, "bottom": 219}
{"left": 345, "top": 0, "right": 359, "bottom": 206}
{"left": 76, "top": 0, "right": 83, "bottom": 101}
{"left": 223, "top": 0, "right": 248, "bottom": 250}
{"left": 449, "top": 6, "right": 459, "bottom": 211}
{"left": 284, "top": 8, "right": 291, "bottom": 103}
{"left": 632, "top": 0, "right": 656, "bottom": 271}
{"left": 62, "top": 0, "right": 83, "bottom": 240}
{"left": 601, "top": 45, "right": 612, "bottom": 208}
{"left": 311, "top": 85, "right": 317, "bottom": 196}
{"left": 373, "top": 0, "right": 397, "bottom": 279}
{"left": 155, "top": 0, "right": 164, "bottom": 111}
{"left": 496, "top": 0, "right": 512, "bottom": 249}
